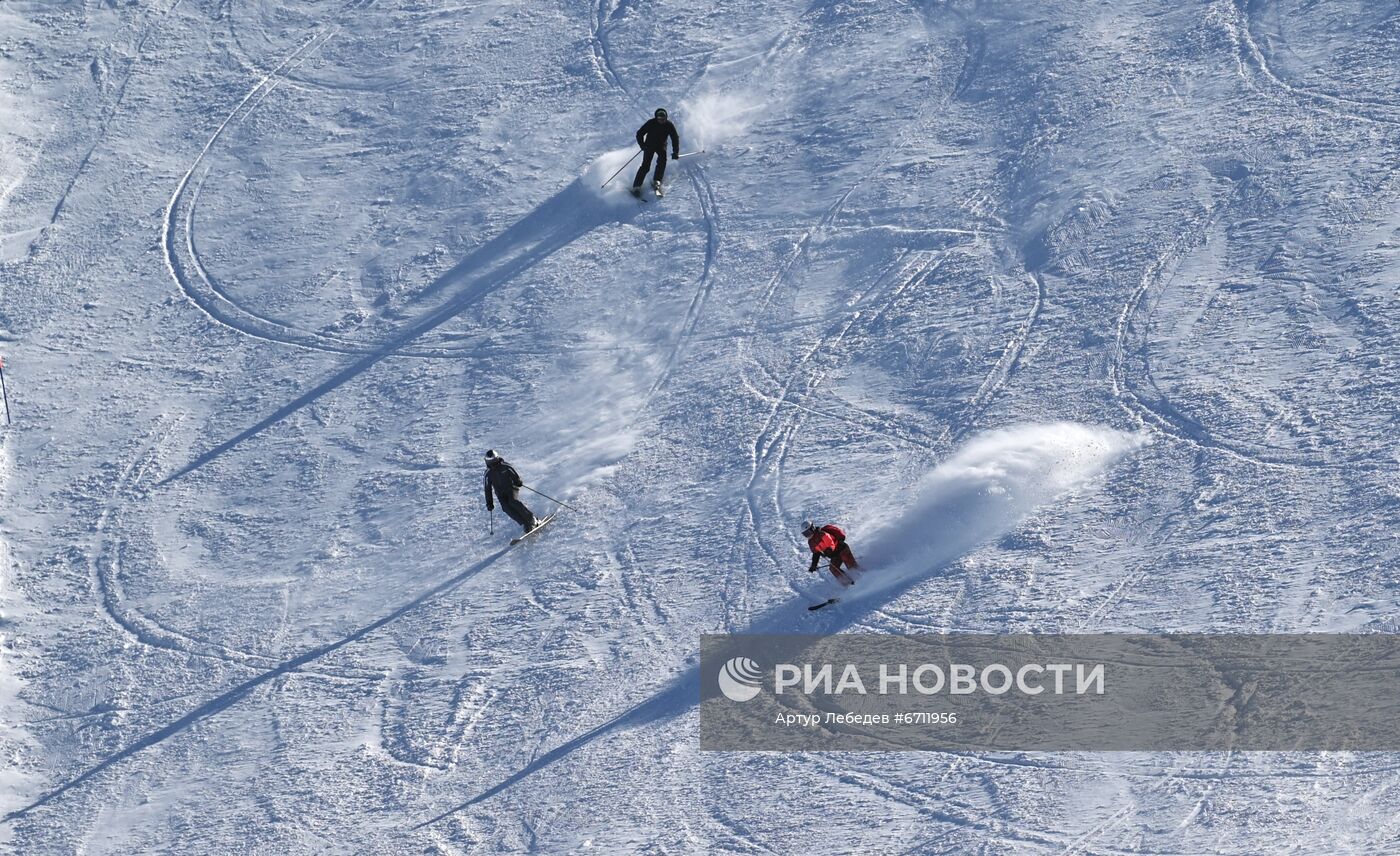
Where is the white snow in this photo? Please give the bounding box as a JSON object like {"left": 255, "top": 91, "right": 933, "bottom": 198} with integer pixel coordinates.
{"left": 839, "top": 422, "right": 1147, "bottom": 609}
{"left": 0, "top": 0, "right": 1398, "bottom": 851}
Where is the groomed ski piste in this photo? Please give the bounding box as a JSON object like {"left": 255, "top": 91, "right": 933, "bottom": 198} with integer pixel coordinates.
{"left": 1, "top": 0, "right": 1398, "bottom": 852}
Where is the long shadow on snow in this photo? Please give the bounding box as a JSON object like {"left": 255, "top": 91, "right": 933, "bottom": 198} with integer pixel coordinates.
{"left": 414, "top": 537, "right": 994, "bottom": 827}
{"left": 161, "top": 181, "right": 638, "bottom": 484}
{"left": 3, "top": 548, "right": 511, "bottom": 823}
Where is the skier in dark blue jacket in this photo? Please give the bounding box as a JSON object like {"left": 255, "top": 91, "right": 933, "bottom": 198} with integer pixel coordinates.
{"left": 632, "top": 108, "right": 680, "bottom": 198}
{"left": 484, "top": 450, "right": 538, "bottom": 533}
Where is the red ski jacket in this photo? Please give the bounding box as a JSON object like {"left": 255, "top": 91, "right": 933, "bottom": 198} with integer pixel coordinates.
{"left": 807, "top": 524, "right": 846, "bottom": 556}
{"left": 807, "top": 524, "right": 853, "bottom": 574}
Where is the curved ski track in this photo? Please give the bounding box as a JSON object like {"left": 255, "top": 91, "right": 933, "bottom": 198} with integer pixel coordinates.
{"left": 732, "top": 15, "right": 1042, "bottom": 628}
{"left": 161, "top": 20, "right": 374, "bottom": 356}
{"left": 939, "top": 269, "right": 1045, "bottom": 444}
{"left": 645, "top": 164, "right": 722, "bottom": 399}
{"left": 93, "top": 418, "right": 381, "bottom": 680}
{"left": 1231, "top": 0, "right": 1400, "bottom": 128}
{"left": 223, "top": 0, "right": 415, "bottom": 97}
{"left": 738, "top": 249, "right": 953, "bottom": 616}
{"left": 1108, "top": 194, "right": 1342, "bottom": 470}
{"left": 165, "top": 0, "right": 603, "bottom": 362}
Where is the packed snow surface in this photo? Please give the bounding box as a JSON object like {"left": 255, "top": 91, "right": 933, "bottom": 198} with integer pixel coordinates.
{"left": 0, "top": 0, "right": 1398, "bottom": 852}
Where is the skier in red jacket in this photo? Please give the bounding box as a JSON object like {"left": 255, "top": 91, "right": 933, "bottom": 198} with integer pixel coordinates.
{"left": 803, "top": 521, "right": 858, "bottom": 586}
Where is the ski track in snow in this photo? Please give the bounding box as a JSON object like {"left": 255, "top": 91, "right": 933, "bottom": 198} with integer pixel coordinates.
{"left": 1231, "top": 0, "right": 1400, "bottom": 128}
{"left": 162, "top": 19, "right": 368, "bottom": 355}
{"left": 91, "top": 417, "right": 380, "bottom": 680}
{"left": 1108, "top": 190, "right": 1349, "bottom": 471}
{"left": 734, "top": 131, "right": 1048, "bottom": 622}
{"left": 943, "top": 269, "right": 1045, "bottom": 444}
{"left": 733, "top": 94, "right": 975, "bottom": 610}
{"left": 644, "top": 163, "right": 721, "bottom": 399}
{"left": 590, "top": 0, "right": 727, "bottom": 404}
{"left": 815, "top": 762, "right": 1076, "bottom": 854}
{"left": 167, "top": 0, "right": 608, "bottom": 362}
{"left": 741, "top": 249, "right": 956, "bottom": 601}
{"left": 730, "top": 21, "right": 1044, "bottom": 588}
{"left": 222, "top": 0, "right": 418, "bottom": 96}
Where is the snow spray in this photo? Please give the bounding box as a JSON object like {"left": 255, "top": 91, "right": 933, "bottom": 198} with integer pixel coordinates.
{"left": 836, "top": 423, "right": 1148, "bottom": 606}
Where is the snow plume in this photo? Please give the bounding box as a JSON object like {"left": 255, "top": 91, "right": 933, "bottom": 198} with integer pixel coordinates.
{"left": 581, "top": 148, "right": 651, "bottom": 206}
{"left": 839, "top": 423, "right": 1146, "bottom": 607}
{"left": 678, "top": 91, "right": 763, "bottom": 151}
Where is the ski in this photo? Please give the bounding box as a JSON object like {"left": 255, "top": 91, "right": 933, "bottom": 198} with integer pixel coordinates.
{"left": 510, "top": 512, "right": 558, "bottom": 545}
{"left": 808, "top": 597, "right": 839, "bottom": 611}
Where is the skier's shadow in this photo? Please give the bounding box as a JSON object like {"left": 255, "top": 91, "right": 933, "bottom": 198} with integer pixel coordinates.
{"left": 412, "top": 571, "right": 939, "bottom": 828}
{"left": 162, "top": 180, "right": 640, "bottom": 484}
{"left": 3, "top": 547, "right": 513, "bottom": 824}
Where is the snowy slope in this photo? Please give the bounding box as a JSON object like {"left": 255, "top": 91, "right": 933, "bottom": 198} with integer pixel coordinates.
{"left": 1, "top": 0, "right": 1398, "bottom": 852}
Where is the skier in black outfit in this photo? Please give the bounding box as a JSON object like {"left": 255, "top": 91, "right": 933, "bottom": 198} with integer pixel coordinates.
{"left": 484, "top": 449, "right": 538, "bottom": 533}
{"left": 633, "top": 107, "right": 680, "bottom": 197}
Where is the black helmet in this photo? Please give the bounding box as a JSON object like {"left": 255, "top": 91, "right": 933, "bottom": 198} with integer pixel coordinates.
{"left": 484, "top": 449, "right": 498, "bottom": 462}
{"left": 654, "top": 107, "right": 668, "bottom": 120}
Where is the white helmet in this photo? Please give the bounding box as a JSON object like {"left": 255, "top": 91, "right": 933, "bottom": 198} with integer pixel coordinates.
{"left": 801, "top": 520, "right": 819, "bottom": 536}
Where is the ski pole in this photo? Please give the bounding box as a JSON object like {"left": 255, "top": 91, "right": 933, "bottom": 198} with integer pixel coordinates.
{"left": 0, "top": 356, "right": 10, "bottom": 426}
{"left": 600, "top": 149, "right": 643, "bottom": 189}
{"left": 675, "top": 149, "right": 705, "bottom": 159}
{"left": 489, "top": 506, "right": 495, "bottom": 537}
{"left": 521, "top": 484, "right": 580, "bottom": 513}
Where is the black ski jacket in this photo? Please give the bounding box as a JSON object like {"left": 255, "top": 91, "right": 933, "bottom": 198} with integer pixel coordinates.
{"left": 636, "top": 118, "right": 679, "bottom": 154}
{"left": 484, "top": 459, "right": 523, "bottom": 509}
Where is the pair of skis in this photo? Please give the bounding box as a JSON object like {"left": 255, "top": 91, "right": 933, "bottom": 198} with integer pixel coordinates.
{"left": 808, "top": 571, "right": 859, "bottom": 611}
{"left": 503, "top": 484, "right": 578, "bottom": 545}
{"left": 509, "top": 512, "right": 558, "bottom": 545}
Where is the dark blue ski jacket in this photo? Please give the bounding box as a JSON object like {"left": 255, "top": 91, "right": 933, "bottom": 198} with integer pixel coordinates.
{"left": 636, "top": 118, "right": 679, "bottom": 155}
{"left": 484, "top": 459, "right": 523, "bottom": 508}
